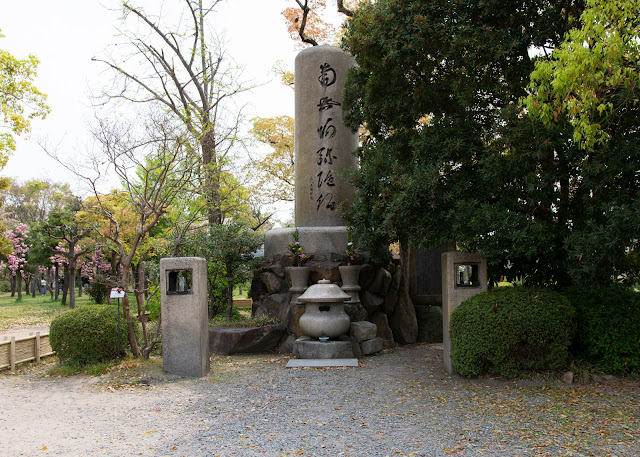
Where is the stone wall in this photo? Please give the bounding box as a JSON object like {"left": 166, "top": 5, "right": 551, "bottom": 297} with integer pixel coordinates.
{"left": 251, "top": 253, "right": 443, "bottom": 353}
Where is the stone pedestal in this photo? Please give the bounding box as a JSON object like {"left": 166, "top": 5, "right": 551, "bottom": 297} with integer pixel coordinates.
{"left": 160, "top": 257, "right": 209, "bottom": 377}
{"left": 294, "top": 339, "right": 354, "bottom": 359}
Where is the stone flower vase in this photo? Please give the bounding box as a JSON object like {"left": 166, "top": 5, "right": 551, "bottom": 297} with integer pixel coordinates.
{"left": 339, "top": 265, "right": 361, "bottom": 304}
{"left": 287, "top": 266, "right": 311, "bottom": 305}
{"left": 298, "top": 279, "right": 351, "bottom": 339}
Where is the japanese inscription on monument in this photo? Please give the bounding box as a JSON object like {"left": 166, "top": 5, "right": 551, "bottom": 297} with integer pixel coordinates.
{"left": 294, "top": 46, "right": 358, "bottom": 227}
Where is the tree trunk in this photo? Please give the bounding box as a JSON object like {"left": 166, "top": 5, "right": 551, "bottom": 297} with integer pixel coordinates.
{"left": 225, "top": 273, "right": 234, "bottom": 321}
{"left": 201, "top": 129, "right": 222, "bottom": 225}
{"left": 61, "top": 265, "right": 69, "bottom": 306}
{"left": 54, "top": 266, "right": 60, "bottom": 301}
{"left": 68, "top": 266, "right": 76, "bottom": 309}
{"left": 119, "top": 265, "right": 141, "bottom": 357}
{"left": 10, "top": 275, "right": 15, "bottom": 297}
{"left": 47, "top": 268, "right": 52, "bottom": 299}
{"left": 208, "top": 278, "right": 216, "bottom": 319}
{"left": 136, "top": 261, "right": 148, "bottom": 345}
{"left": 388, "top": 240, "right": 418, "bottom": 344}
{"left": 17, "top": 274, "right": 22, "bottom": 300}
{"left": 31, "top": 273, "right": 36, "bottom": 298}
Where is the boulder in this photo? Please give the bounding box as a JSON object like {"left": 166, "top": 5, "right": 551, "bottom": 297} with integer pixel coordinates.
{"left": 260, "top": 271, "right": 283, "bottom": 294}
{"left": 360, "top": 337, "right": 383, "bottom": 355}
{"left": 285, "top": 303, "right": 306, "bottom": 337}
{"left": 383, "top": 289, "right": 399, "bottom": 316}
{"left": 350, "top": 321, "right": 377, "bottom": 342}
{"left": 389, "top": 292, "right": 418, "bottom": 344}
{"left": 269, "top": 261, "right": 286, "bottom": 279}
{"left": 369, "top": 312, "right": 396, "bottom": 349}
{"left": 277, "top": 334, "right": 297, "bottom": 353}
{"left": 415, "top": 305, "right": 443, "bottom": 343}
{"left": 209, "top": 325, "right": 284, "bottom": 355}
{"left": 361, "top": 290, "right": 384, "bottom": 316}
{"left": 251, "top": 274, "right": 268, "bottom": 301}
{"left": 358, "top": 264, "right": 376, "bottom": 290}
{"left": 309, "top": 261, "right": 342, "bottom": 283}
{"left": 261, "top": 292, "right": 288, "bottom": 320}
{"left": 344, "top": 302, "right": 368, "bottom": 323}
{"left": 369, "top": 268, "right": 392, "bottom": 295}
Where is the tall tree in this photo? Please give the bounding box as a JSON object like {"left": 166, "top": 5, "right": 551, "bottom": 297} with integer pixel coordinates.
{"left": 2, "top": 179, "right": 74, "bottom": 225}
{"left": 180, "top": 221, "right": 262, "bottom": 319}
{"left": 247, "top": 115, "right": 295, "bottom": 204}
{"left": 282, "top": 0, "right": 359, "bottom": 47}
{"left": 82, "top": 113, "right": 198, "bottom": 358}
{"left": 94, "top": 0, "right": 249, "bottom": 226}
{"left": 0, "top": 30, "right": 50, "bottom": 168}
{"left": 6, "top": 223, "right": 28, "bottom": 299}
{"left": 342, "top": 0, "right": 590, "bottom": 286}
{"left": 41, "top": 202, "right": 91, "bottom": 309}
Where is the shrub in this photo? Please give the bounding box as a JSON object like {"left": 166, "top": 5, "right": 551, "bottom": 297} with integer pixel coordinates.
{"left": 50, "top": 305, "right": 137, "bottom": 365}
{"left": 450, "top": 287, "right": 575, "bottom": 378}
{"left": 562, "top": 286, "right": 640, "bottom": 376}
{"left": 87, "top": 277, "right": 110, "bottom": 304}
{"left": 0, "top": 279, "right": 11, "bottom": 293}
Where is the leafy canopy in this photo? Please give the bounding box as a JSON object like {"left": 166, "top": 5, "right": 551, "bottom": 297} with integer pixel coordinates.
{"left": 525, "top": 0, "right": 640, "bottom": 149}
{"left": 0, "top": 30, "right": 50, "bottom": 167}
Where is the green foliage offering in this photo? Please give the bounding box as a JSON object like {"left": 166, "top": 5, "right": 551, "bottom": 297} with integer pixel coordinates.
{"left": 49, "top": 305, "right": 137, "bottom": 365}
{"left": 562, "top": 287, "right": 640, "bottom": 375}
{"left": 450, "top": 288, "right": 575, "bottom": 378}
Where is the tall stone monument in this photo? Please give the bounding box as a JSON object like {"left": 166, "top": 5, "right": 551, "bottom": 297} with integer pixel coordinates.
{"left": 265, "top": 45, "right": 358, "bottom": 256}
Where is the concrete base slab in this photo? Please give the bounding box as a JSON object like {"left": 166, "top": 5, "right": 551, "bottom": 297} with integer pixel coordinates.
{"left": 264, "top": 226, "right": 349, "bottom": 257}
{"left": 293, "top": 340, "right": 354, "bottom": 359}
{"left": 286, "top": 358, "right": 359, "bottom": 368}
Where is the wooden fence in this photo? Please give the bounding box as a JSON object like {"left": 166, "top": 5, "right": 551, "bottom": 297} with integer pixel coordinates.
{"left": 0, "top": 332, "right": 55, "bottom": 372}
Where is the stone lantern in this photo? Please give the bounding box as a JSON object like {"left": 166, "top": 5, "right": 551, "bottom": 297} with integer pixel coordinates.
{"left": 294, "top": 279, "right": 355, "bottom": 360}
{"left": 298, "top": 279, "right": 351, "bottom": 339}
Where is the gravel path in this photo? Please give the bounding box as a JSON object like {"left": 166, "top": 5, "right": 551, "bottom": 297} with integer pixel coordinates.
{"left": 1, "top": 344, "right": 638, "bottom": 456}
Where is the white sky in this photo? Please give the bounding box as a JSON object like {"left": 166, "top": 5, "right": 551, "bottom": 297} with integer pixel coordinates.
{"left": 1, "top": 0, "right": 299, "bottom": 201}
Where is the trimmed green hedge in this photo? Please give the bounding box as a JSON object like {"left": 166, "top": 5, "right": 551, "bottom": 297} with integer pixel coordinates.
{"left": 451, "top": 287, "right": 575, "bottom": 378}
{"left": 562, "top": 286, "right": 640, "bottom": 375}
{"left": 50, "top": 305, "right": 135, "bottom": 365}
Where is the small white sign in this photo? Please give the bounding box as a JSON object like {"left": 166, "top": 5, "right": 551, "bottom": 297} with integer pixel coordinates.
{"left": 110, "top": 288, "right": 125, "bottom": 298}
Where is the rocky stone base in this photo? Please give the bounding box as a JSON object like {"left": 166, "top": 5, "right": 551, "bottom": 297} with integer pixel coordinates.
{"left": 251, "top": 252, "right": 443, "bottom": 354}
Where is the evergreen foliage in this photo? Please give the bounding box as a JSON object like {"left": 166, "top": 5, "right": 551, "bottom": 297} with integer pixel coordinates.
{"left": 450, "top": 287, "right": 575, "bottom": 378}
{"left": 562, "top": 286, "right": 640, "bottom": 375}
{"left": 50, "top": 305, "right": 137, "bottom": 365}
{"left": 342, "top": 0, "right": 638, "bottom": 286}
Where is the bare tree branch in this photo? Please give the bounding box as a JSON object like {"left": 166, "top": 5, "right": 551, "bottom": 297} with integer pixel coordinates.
{"left": 295, "top": 0, "right": 319, "bottom": 46}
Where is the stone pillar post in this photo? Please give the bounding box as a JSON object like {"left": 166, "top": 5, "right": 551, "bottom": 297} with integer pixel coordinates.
{"left": 294, "top": 45, "right": 358, "bottom": 227}
{"left": 441, "top": 252, "right": 487, "bottom": 374}
{"left": 160, "top": 257, "right": 209, "bottom": 377}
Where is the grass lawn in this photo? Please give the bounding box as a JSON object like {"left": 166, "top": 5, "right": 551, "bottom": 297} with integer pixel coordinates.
{"left": 0, "top": 293, "right": 95, "bottom": 331}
